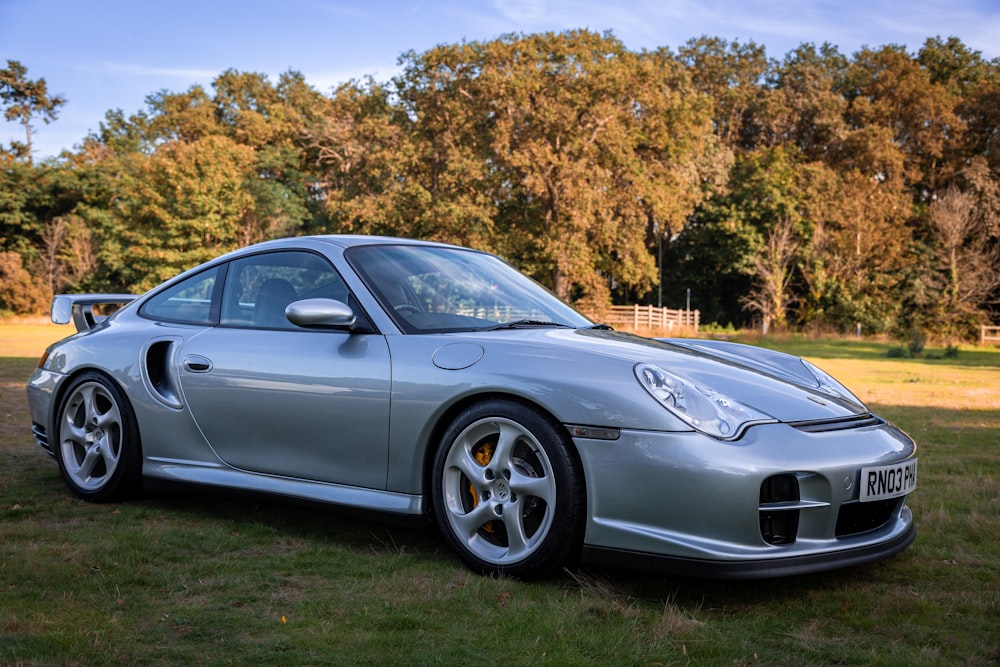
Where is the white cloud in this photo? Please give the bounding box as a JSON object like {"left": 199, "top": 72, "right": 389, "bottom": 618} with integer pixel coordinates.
{"left": 304, "top": 63, "right": 404, "bottom": 91}
{"left": 99, "top": 62, "right": 221, "bottom": 81}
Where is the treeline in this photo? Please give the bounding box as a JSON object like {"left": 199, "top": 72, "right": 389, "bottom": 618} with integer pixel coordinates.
{"left": 2, "top": 31, "right": 998, "bottom": 339}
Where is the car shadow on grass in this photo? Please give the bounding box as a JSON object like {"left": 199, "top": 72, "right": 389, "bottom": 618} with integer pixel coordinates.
{"left": 135, "top": 482, "right": 909, "bottom": 604}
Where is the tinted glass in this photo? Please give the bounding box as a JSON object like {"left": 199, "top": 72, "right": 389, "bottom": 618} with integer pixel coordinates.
{"left": 140, "top": 266, "right": 221, "bottom": 325}
{"left": 348, "top": 244, "right": 591, "bottom": 333}
{"left": 221, "top": 251, "right": 348, "bottom": 330}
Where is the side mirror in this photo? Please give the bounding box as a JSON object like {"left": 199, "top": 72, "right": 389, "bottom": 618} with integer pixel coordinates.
{"left": 285, "top": 298, "right": 357, "bottom": 330}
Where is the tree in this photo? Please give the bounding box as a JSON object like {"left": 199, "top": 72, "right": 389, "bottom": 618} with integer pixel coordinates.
{"left": 211, "top": 69, "right": 326, "bottom": 238}
{"left": 841, "top": 45, "right": 960, "bottom": 192}
{"left": 88, "top": 108, "right": 153, "bottom": 156}
{"left": 678, "top": 36, "right": 771, "bottom": 151}
{"left": 918, "top": 36, "right": 989, "bottom": 97}
{"left": 468, "top": 31, "right": 721, "bottom": 303}
{"left": 0, "top": 60, "right": 66, "bottom": 165}
{"left": 64, "top": 69, "right": 329, "bottom": 292}
{"left": 741, "top": 214, "right": 800, "bottom": 334}
{"left": 804, "top": 166, "right": 913, "bottom": 333}
{"left": 39, "top": 214, "right": 97, "bottom": 294}
{"left": 3, "top": 33, "right": 995, "bottom": 332}
{"left": 145, "top": 85, "right": 217, "bottom": 144}
{"left": 684, "top": 146, "right": 807, "bottom": 331}
{"left": 310, "top": 30, "right": 722, "bottom": 306}
{"left": 0, "top": 250, "right": 48, "bottom": 313}
{"left": 927, "top": 184, "right": 1000, "bottom": 338}
{"left": 956, "top": 56, "right": 1000, "bottom": 174}
{"left": 667, "top": 146, "right": 809, "bottom": 327}
{"left": 756, "top": 43, "right": 850, "bottom": 159}
{"left": 115, "top": 135, "right": 257, "bottom": 289}
{"left": 307, "top": 77, "right": 418, "bottom": 236}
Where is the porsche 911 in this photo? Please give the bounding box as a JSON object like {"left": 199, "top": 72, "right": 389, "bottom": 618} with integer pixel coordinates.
{"left": 26, "top": 235, "right": 917, "bottom": 578}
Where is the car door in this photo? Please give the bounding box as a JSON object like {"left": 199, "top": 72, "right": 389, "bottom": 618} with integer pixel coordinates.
{"left": 176, "top": 250, "right": 392, "bottom": 489}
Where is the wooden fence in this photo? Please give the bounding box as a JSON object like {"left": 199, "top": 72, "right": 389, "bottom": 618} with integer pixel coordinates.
{"left": 601, "top": 305, "right": 700, "bottom": 333}
{"left": 982, "top": 325, "right": 1000, "bottom": 346}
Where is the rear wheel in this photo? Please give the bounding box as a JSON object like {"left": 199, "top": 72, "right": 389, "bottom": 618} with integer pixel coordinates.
{"left": 55, "top": 372, "right": 142, "bottom": 502}
{"left": 431, "top": 400, "right": 585, "bottom": 578}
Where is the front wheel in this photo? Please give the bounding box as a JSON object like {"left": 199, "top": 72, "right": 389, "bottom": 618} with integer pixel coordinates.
{"left": 431, "top": 400, "right": 585, "bottom": 578}
{"left": 55, "top": 372, "right": 143, "bottom": 502}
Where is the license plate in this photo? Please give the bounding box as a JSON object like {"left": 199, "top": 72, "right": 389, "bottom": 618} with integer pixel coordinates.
{"left": 859, "top": 459, "right": 917, "bottom": 502}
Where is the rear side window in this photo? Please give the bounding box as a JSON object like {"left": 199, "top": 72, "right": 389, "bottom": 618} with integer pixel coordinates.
{"left": 139, "top": 266, "right": 222, "bottom": 325}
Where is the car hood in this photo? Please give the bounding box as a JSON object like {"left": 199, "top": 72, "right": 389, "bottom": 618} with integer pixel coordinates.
{"left": 459, "top": 328, "right": 868, "bottom": 423}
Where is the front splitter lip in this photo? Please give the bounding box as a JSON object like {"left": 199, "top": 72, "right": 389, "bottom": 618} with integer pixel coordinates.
{"left": 580, "top": 520, "right": 916, "bottom": 579}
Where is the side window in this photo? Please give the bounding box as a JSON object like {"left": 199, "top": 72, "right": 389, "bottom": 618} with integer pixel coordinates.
{"left": 221, "top": 251, "right": 349, "bottom": 330}
{"left": 140, "top": 266, "right": 221, "bottom": 325}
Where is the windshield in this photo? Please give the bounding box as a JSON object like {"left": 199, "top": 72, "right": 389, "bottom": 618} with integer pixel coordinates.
{"left": 347, "top": 244, "right": 593, "bottom": 334}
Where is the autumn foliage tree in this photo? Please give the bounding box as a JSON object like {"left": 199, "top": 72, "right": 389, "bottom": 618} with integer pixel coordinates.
{"left": 312, "top": 31, "right": 722, "bottom": 305}
{"left": 1, "top": 32, "right": 999, "bottom": 340}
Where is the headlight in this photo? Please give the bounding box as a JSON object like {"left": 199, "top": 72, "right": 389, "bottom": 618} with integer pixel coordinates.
{"left": 635, "top": 363, "right": 775, "bottom": 440}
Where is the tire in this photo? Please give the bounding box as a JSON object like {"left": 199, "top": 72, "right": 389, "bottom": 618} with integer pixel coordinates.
{"left": 54, "top": 372, "right": 143, "bottom": 502}
{"left": 431, "top": 399, "right": 585, "bottom": 578}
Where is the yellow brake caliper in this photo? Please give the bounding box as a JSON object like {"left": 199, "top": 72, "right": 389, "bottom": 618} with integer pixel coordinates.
{"left": 469, "top": 441, "right": 496, "bottom": 533}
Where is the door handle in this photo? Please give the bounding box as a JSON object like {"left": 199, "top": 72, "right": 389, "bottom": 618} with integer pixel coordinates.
{"left": 183, "top": 355, "right": 213, "bottom": 372}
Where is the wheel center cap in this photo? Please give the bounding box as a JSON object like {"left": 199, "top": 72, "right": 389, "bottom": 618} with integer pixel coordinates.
{"left": 492, "top": 479, "right": 511, "bottom": 501}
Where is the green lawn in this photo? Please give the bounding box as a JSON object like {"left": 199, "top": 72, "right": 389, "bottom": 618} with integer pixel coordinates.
{"left": 2, "top": 325, "right": 998, "bottom": 665}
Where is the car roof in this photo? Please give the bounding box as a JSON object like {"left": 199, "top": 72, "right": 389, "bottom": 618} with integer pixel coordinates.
{"left": 308, "top": 235, "right": 466, "bottom": 250}
{"left": 229, "top": 235, "right": 481, "bottom": 256}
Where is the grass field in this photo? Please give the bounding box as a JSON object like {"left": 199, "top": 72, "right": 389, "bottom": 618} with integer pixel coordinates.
{"left": 2, "top": 324, "right": 998, "bottom": 666}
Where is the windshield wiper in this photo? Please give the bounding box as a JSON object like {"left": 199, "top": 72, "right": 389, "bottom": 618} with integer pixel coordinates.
{"left": 484, "top": 320, "right": 574, "bottom": 331}
{"left": 580, "top": 323, "right": 614, "bottom": 330}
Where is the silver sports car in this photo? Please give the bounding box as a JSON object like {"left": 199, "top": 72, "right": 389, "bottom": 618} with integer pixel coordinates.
{"left": 26, "top": 235, "right": 917, "bottom": 578}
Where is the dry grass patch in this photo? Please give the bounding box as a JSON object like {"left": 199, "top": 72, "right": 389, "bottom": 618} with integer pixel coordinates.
{"left": 0, "top": 322, "right": 73, "bottom": 358}
{"left": 809, "top": 357, "right": 1000, "bottom": 410}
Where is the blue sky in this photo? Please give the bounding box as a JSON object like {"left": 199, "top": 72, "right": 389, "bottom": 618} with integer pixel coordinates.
{"left": 3, "top": 0, "right": 998, "bottom": 160}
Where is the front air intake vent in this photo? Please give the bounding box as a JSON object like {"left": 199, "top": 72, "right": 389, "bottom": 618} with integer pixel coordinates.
{"left": 789, "top": 413, "right": 884, "bottom": 433}
{"left": 759, "top": 474, "right": 800, "bottom": 545}
{"left": 836, "top": 498, "right": 900, "bottom": 537}
{"left": 32, "top": 422, "right": 53, "bottom": 455}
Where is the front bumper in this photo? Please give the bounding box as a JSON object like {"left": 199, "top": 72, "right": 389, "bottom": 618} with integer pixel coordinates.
{"left": 573, "top": 418, "right": 916, "bottom": 578}
{"left": 582, "top": 518, "right": 914, "bottom": 578}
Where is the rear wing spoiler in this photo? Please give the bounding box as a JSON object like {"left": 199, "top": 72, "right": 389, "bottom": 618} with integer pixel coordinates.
{"left": 51, "top": 294, "right": 138, "bottom": 332}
